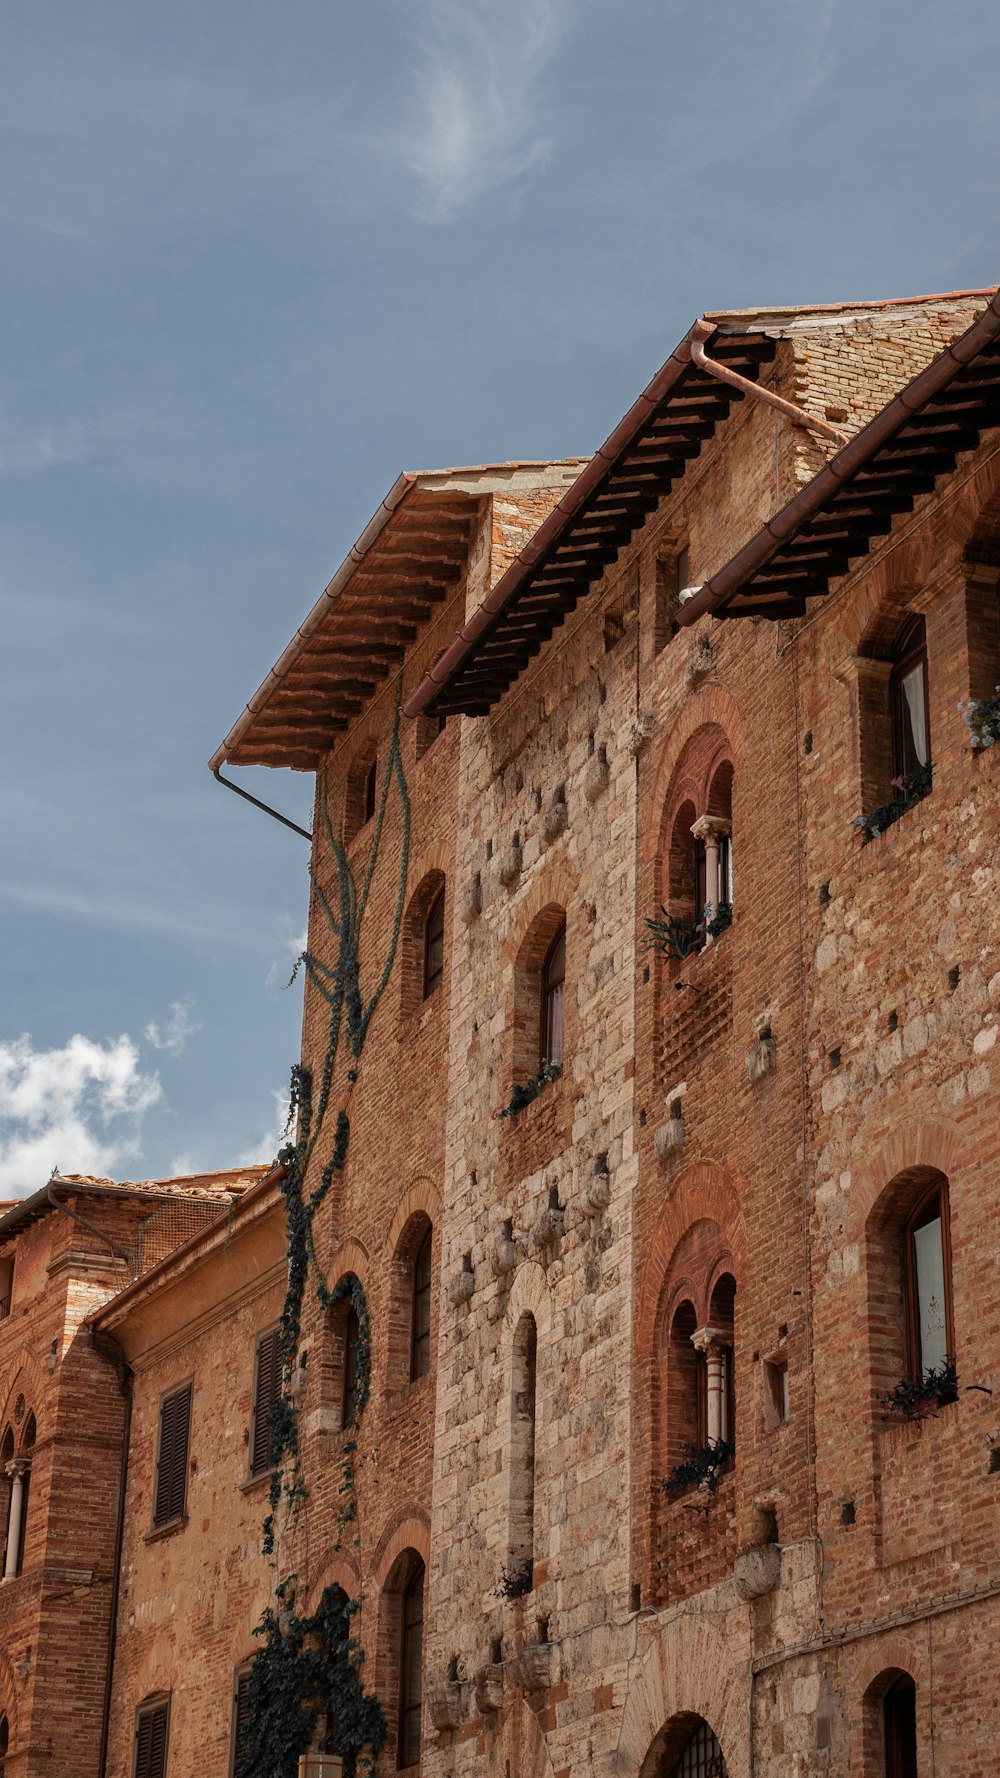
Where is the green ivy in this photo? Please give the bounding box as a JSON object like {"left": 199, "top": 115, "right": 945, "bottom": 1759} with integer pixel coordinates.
{"left": 236, "top": 1582, "right": 386, "bottom": 1778}
{"left": 247, "top": 671, "right": 410, "bottom": 1769}
{"left": 494, "top": 1061, "right": 562, "bottom": 1121}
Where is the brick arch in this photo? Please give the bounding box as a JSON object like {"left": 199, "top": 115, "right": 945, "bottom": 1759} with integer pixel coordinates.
{"left": 855, "top": 1635, "right": 927, "bottom": 1700}
{"left": 326, "top": 1237, "right": 370, "bottom": 1285}
{"left": 642, "top": 684, "right": 745, "bottom": 870}
{"left": 0, "top": 1350, "right": 44, "bottom": 1440}
{"left": 636, "top": 1163, "right": 747, "bottom": 1361}
{"left": 487, "top": 1693, "right": 556, "bottom": 1778}
{"left": 614, "top": 1611, "right": 749, "bottom": 1778}
{"left": 503, "top": 862, "right": 579, "bottom": 967}
{"left": 407, "top": 838, "right": 451, "bottom": 889}
{"left": 959, "top": 453, "right": 1000, "bottom": 567}
{"left": 369, "top": 1506, "right": 431, "bottom": 1591}
{"left": 384, "top": 1177, "right": 441, "bottom": 1262}
{"left": 508, "top": 896, "right": 574, "bottom": 1084}
{"left": 303, "top": 1547, "right": 363, "bottom": 1615}
{"left": 0, "top": 1646, "right": 19, "bottom": 1752}
{"left": 850, "top": 1117, "right": 965, "bottom": 1239}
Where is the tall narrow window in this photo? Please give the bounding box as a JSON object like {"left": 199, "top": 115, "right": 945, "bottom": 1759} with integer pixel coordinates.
{"left": 508, "top": 1314, "right": 537, "bottom": 1587}
{"left": 890, "top": 615, "right": 930, "bottom": 782}
{"left": 153, "top": 1383, "right": 192, "bottom": 1529}
{"left": 883, "top": 1674, "right": 918, "bottom": 1778}
{"left": 363, "top": 759, "right": 378, "bottom": 825}
{"left": 905, "top": 1182, "right": 953, "bottom": 1379}
{"left": 133, "top": 1697, "right": 170, "bottom": 1778}
{"left": 541, "top": 924, "right": 566, "bottom": 1068}
{"left": 342, "top": 1304, "right": 361, "bottom": 1428}
{"left": 230, "top": 1665, "right": 252, "bottom": 1778}
{"left": 411, "top": 1229, "right": 432, "bottom": 1382}
{"left": 250, "top": 1329, "right": 281, "bottom": 1479}
{"left": 16, "top": 1415, "right": 34, "bottom": 1577}
{"left": 0, "top": 1713, "right": 7, "bottom": 1775}
{"left": 0, "top": 1258, "right": 12, "bottom": 1321}
{"left": 423, "top": 888, "right": 445, "bottom": 999}
{"left": 398, "top": 1561, "right": 425, "bottom": 1769}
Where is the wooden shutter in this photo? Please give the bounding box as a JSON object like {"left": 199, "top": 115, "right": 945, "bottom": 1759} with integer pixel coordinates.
{"left": 153, "top": 1385, "right": 191, "bottom": 1528}
{"left": 250, "top": 1328, "right": 281, "bottom": 1477}
{"left": 134, "top": 1699, "right": 170, "bottom": 1778}
{"left": 230, "top": 1666, "right": 252, "bottom": 1778}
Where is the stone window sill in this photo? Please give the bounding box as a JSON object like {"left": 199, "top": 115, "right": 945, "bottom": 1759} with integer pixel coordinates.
{"left": 239, "top": 1468, "right": 277, "bottom": 1495}
{"left": 144, "top": 1514, "right": 187, "bottom": 1544}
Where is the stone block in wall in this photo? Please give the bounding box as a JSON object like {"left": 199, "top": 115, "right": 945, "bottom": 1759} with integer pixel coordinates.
{"left": 583, "top": 751, "right": 610, "bottom": 803}
{"left": 745, "top": 1035, "right": 777, "bottom": 1084}
{"left": 579, "top": 1160, "right": 611, "bottom": 1216}
{"left": 448, "top": 1264, "right": 476, "bottom": 1306}
{"left": 733, "top": 1541, "right": 782, "bottom": 1601}
{"left": 427, "top": 1671, "right": 465, "bottom": 1730}
{"left": 491, "top": 1233, "right": 519, "bottom": 1279}
{"left": 653, "top": 1109, "right": 685, "bottom": 1160}
{"left": 497, "top": 840, "right": 522, "bottom": 887}
{"left": 628, "top": 713, "right": 654, "bottom": 757}
{"left": 541, "top": 796, "right": 569, "bottom": 844}
{"left": 517, "top": 1640, "right": 557, "bottom": 1695}
{"left": 684, "top": 633, "right": 713, "bottom": 689}
{"left": 459, "top": 877, "right": 483, "bottom": 924}
{"left": 474, "top": 1662, "right": 504, "bottom": 1715}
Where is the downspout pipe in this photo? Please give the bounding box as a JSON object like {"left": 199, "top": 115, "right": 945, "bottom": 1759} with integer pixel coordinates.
{"left": 212, "top": 766, "right": 312, "bottom": 842}
{"left": 689, "top": 319, "right": 849, "bottom": 446}
{"left": 89, "top": 1326, "right": 133, "bottom": 1778}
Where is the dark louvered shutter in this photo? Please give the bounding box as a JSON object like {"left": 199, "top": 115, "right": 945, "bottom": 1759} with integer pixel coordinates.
{"left": 134, "top": 1699, "right": 170, "bottom": 1778}
{"left": 231, "top": 1666, "right": 252, "bottom": 1778}
{"left": 153, "top": 1385, "right": 191, "bottom": 1528}
{"left": 250, "top": 1328, "right": 281, "bottom": 1477}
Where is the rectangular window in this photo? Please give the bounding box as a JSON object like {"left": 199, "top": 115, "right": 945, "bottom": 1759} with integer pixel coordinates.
{"left": 655, "top": 546, "right": 689, "bottom": 652}
{"left": 133, "top": 1698, "right": 170, "bottom": 1778}
{"left": 152, "top": 1385, "right": 191, "bottom": 1530}
{"left": 0, "top": 1257, "right": 12, "bottom": 1321}
{"left": 250, "top": 1327, "right": 282, "bottom": 1478}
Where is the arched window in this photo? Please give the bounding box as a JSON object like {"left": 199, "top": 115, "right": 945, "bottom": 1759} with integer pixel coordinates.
{"left": 410, "top": 1228, "right": 432, "bottom": 1382}
{"left": 1, "top": 1417, "right": 33, "bottom": 1582}
{"left": 540, "top": 924, "right": 566, "bottom": 1069}
{"left": 669, "top": 1719, "right": 728, "bottom": 1777}
{"left": 905, "top": 1179, "right": 953, "bottom": 1380}
{"left": 422, "top": 888, "right": 445, "bottom": 999}
{"left": 881, "top": 1673, "right": 918, "bottom": 1778}
{"left": 363, "top": 758, "right": 379, "bottom": 825}
{"left": 341, "top": 1302, "right": 361, "bottom": 1428}
{"left": 890, "top": 615, "right": 930, "bottom": 784}
{"left": 508, "top": 1313, "right": 537, "bottom": 1588}
{"left": 398, "top": 1561, "right": 425, "bottom": 1769}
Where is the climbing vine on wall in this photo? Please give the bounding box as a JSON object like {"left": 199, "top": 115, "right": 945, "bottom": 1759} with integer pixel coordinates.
{"left": 247, "top": 671, "right": 411, "bottom": 1770}
{"left": 237, "top": 1582, "right": 386, "bottom": 1778}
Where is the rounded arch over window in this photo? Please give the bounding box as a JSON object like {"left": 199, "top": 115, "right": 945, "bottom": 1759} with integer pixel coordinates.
{"left": 657, "top": 725, "right": 735, "bottom": 948}
{"left": 863, "top": 1667, "right": 918, "bottom": 1778}
{"left": 401, "top": 870, "right": 446, "bottom": 1017}
{"left": 379, "top": 1548, "right": 426, "bottom": 1772}
{"left": 387, "top": 1211, "right": 434, "bottom": 1391}
{"left": 512, "top": 902, "right": 568, "bottom": 1082}
{"left": 865, "top": 1166, "right": 955, "bottom": 1400}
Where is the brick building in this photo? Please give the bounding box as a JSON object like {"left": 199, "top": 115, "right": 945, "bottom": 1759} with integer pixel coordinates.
{"left": 0, "top": 1168, "right": 264, "bottom": 1778}
{"left": 3, "top": 290, "right": 999, "bottom": 1778}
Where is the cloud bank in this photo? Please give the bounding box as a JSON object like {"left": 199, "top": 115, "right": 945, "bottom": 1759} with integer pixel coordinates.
{"left": 144, "top": 999, "right": 201, "bottom": 1057}
{"left": 0, "top": 1032, "right": 162, "bottom": 1196}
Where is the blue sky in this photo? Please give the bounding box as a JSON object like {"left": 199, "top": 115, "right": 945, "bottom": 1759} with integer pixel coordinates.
{"left": 2, "top": 0, "right": 997, "bottom": 1192}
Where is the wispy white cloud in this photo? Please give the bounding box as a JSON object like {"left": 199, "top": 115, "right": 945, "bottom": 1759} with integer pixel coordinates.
{"left": 393, "top": 0, "right": 569, "bottom": 222}
{"left": 232, "top": 1086, "right": 292, "bottom": 1170}
{"left": 144, "top": 998, "right": 201, "bottom": 1057}
{"left": 0, "top": 1032, "right": 161, "bottom": 1196}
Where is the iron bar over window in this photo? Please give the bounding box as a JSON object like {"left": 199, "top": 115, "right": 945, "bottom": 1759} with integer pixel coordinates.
{"left": 423, "top": 888, "right": 445, "bottom": 998}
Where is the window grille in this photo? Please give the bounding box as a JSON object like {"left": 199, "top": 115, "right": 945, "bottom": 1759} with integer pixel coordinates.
{"left": 423, "top": 889, "right": 445, "bottom": 998}
{"left": 670, "top": 1720, "right": 728, "bottom": 1778}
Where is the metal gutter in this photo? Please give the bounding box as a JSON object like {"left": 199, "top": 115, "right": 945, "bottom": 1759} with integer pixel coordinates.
{"left": 402, "top": 323, "right": 709, "bottom": 718}
{"left": 689, "top": 319, "right": 848, "bottom": 445}
{"left": 208, "top": 473, "right": 417, "bottom": 773}
{"left": 676, "top": 287, "right": 1000, "bottom": 626}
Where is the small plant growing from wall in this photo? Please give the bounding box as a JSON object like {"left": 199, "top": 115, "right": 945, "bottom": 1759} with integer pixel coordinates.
{"left": 853, "top": 763, "right": 932, "bottom": 842}
{"left": 661, "top": 1437, "right": 735, "bottom": 1500}
{"left": 643, "top": 908, "right": 703, "bottom": 962}
{"left": 496, "top": 1561, "right": 534, "bottom": 1599}
{"left": 879, "top": 1359, "right": 958, "bottom": 1419}
{"left": 494, "top": 1062, "right": 562, "bottom": 1121}
{"left": 961, "top": 688, "right": 1000, "bottom": 751}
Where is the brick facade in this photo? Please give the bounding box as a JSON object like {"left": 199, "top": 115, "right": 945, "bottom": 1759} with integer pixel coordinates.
{"left": 4, "top": 294, "right": 999, "bottom": 1777}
